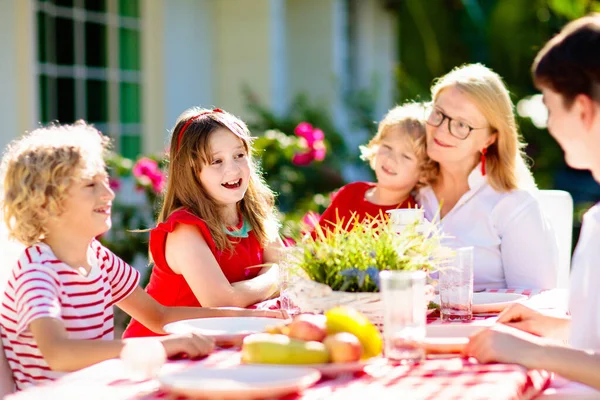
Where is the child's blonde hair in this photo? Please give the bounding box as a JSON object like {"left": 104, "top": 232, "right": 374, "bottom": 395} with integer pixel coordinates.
{"left": 159, "top": 107, "right": 279, "bottom": 251}
{"left": 1, "top": 122, "right": 110, "bottom": 246}
{"left": 360, "top": 102, "right": 430, "bottom": 188}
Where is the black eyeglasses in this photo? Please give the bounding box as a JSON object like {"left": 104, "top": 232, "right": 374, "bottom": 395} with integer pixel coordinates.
{"left": 426, "top": 109, "right": 488, "bottom": 140}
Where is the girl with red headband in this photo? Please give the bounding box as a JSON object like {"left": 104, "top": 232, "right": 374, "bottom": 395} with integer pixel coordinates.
{"left": 123, "top": 107, "right": 285, "bottom": 338}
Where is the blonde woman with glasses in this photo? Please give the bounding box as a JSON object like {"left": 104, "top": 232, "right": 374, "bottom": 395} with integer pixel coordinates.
{"left": 417, "top": 63, "right": 558, "bottom": 290}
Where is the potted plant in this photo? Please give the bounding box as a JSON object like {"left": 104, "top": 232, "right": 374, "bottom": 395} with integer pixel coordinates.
{"left": 285, "top": 213, "right": 446, "bottom": 325}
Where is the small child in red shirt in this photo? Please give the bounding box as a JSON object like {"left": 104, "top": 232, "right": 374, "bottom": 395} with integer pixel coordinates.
{"left": 124, "top": 107, "right": 285, "bottom": 338}
{"left": 315, "top": 102, "right": 430, "bottom": 235}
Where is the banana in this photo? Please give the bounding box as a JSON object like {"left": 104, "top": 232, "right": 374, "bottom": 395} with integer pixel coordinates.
{"left": 324, "top": 307, "right": 383, "bottom": 359}
{"left": 242, "top": 333, "right": 329, "bottom": 364}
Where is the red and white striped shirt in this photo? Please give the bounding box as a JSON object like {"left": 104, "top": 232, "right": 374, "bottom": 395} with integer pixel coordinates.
{"left": 0, "top": 240, "right": 139, "bottom": 390}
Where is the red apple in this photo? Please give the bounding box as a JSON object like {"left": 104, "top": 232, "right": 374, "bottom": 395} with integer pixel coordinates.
{"left": 323, "top": 332, "right": 362, "bottom": 363}
{"left": 287, "top": 314, "right": 327, "bottom": 342}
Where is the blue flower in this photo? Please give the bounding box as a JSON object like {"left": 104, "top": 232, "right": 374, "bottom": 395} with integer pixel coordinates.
{"left": 365, "top": 266, "right": 380, "bottom": 289}
{"left": 338, "top": 266, "right": 380, "bottom": 290}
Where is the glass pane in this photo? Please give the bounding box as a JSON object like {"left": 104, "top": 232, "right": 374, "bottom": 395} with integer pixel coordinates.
{"left": 41, "top": 75, "right": 57, "bottom": 122}
{"left": 37, "top": 11, "right": 46, "bottom": 63}
{"left": 120, "top": 135, "right": 141, "bottom": 159}
{"left": 39, "top": 75, "right": 49, "bottom": 123}
{"left": 119, "top": 28, "right": 140, "bottom": 70}
{"left": 86, "top": 79, "right": 108, "bottom": 123}
{"left": 120, "top": 82, "right": 140, "bottom": 123}
{"left": 85, "top": 21, "right": 107, "bottom": 67}
{"left": 119, "top": 0, "right": 139, "bottom": 17}
{"left": 56, "top": 77, "right": 75, "bottom": 123}
{"left": 55, "top": 0, "right": 74, "bottom": 7}
{"left": 55, "top": 17, "right": 74, "bottom": 65}
{"left": 84, "top": 0, "right": 106, "bottom": 12}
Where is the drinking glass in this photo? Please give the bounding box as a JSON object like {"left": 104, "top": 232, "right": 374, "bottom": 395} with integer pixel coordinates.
{"left": 278, "top": 262, "right": 292, "bottom": 311}
{"left": 379, "top": 270, "right": 426, "bottom": 364}
{"left": 439, "top": 247, "right": 474, "bottom": 322}
{"left": 277, "top": 247, "right": 299, "bottom": 313}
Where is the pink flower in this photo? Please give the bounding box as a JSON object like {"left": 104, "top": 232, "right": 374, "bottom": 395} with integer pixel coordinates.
{"left": 292, "top": 123, "right": 327, "bottom": 165}
{"left": 311, "top": 141, "right": 327, "bottom": 161}
{"left": 302, "top": 211, "right": 321, "bottom": 229}
{"left": 282, "top": 237, "right": 296, "bottom": 247}
{"left": 294, "top": 122, "right": 313, "bottom": 138}
{"left": 300, "top": 211, "right": 321, "bottom": 236}
{"left": 133, "top": 158, "right": 165, "bottom": 194}
{"left": 310, "top": 128, "right": 324, "bottom": 143}
{"left": 133, "top": 157, "right": 160, "bottom": 177}
{"left": 294, "top": 124, "right": 324, "bottom": 147}
{"left": 149, "top": 172, "right": 166, "bottom": 194}
{"left": 292, "top": 152, "right": 315, "bottom": 166}
{"left": 109, "top": 177, "right": 121, "bottom": 192}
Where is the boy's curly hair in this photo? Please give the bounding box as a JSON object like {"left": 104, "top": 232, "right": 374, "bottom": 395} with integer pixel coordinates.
{"left": 1, "top": 121, "right": 110, "bottom": 246}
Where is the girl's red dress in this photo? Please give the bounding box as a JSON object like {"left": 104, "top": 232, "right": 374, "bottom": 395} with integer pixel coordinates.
{"left": 122, "top": 208, "right": 263, "bottom": 338}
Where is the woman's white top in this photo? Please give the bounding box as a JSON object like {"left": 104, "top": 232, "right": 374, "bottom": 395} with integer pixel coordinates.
{"left": 416, "top": 166, "right": 559, "bottom": 290}
{"left": 569, "top": 202, "right": 600, "bottom": 350}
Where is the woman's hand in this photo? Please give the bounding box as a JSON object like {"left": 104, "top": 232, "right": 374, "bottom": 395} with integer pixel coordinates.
{"left": 159, "top": 332, "right": 215, "bottom": 359}
{"left": 496, "top": 303, "right": 570, "bottom": 340}
{"left": 463, "top": 324, "right": 543, "bottom": 367}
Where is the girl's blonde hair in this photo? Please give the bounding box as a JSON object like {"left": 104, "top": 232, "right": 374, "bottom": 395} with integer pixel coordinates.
{"left": 159, "top": 107, "right": 279, "bottom": 251}
{"left": 1, "top": 122, "right": 110, "bottom": 246}
{"left": 360, "top": 102, "right": 431, "bottom": 188}
{"left": 424, "top": 64, "right": 535, "bottom": 191}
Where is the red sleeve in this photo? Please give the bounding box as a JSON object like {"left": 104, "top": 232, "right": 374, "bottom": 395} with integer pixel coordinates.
{"left": 149, "top": 209, "right": 217, "bottom": 272}
{"left": 312, "top": 184, "right": 355, "bottom": 238}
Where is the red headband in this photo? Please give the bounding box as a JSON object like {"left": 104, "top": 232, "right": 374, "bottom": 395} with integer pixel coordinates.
{"left": 176, "top": 108, "right": 224, "bottom": 150}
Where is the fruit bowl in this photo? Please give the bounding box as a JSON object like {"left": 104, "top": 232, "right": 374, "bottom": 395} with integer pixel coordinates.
{"left": 241, "top": 307, "right": 385, "bottom": 376}
{"left": 245, "top": 357, "right": 384, "bottom": 378}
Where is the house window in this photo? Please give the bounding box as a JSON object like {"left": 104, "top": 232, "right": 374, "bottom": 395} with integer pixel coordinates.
{"left": 36, "top": 0, "right": 142, "bottom": 159}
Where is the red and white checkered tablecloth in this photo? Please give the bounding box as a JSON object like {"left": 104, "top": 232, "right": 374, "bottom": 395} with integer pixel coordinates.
{"left": 6, "top": 288, "right": 559, "bottom": 400}
{"left": 6, "top": 349, "right": 551, "bottom": 400}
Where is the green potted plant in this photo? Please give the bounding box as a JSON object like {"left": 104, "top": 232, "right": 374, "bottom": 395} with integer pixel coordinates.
{"left": 285, "top": 213, "right": 446, "bottom": 324}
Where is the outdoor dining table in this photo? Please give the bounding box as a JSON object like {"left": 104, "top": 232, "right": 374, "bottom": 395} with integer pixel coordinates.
{"left": 5, "top": 289, "right": 597, "bottom": 400}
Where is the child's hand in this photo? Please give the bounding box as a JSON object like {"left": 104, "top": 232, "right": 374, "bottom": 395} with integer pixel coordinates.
{"left": 159, "top": 332, "right": 215, "bottom": 359}
{"left": 254, "top": 309, "right": 290, "bottom": 320}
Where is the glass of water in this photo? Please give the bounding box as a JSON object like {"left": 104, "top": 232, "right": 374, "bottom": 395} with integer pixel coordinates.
{"left": 278, "top": 262, "right": 292, "bottom": 311}
{"left": 379, "top": 270, "right": 427, "bottom": 364}
{"left": 277, "top": 246, "right": 299, "bottom": 312}
{"left": 439, "top": 246, "right": 474, "bottom": 322}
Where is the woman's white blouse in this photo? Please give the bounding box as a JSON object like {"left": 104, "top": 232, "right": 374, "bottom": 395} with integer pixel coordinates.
{"left": 569, "top": 202, "right": 600, "bottom": 350}
{"left": 416, "top": 167, "right": 559, "bottom": 290}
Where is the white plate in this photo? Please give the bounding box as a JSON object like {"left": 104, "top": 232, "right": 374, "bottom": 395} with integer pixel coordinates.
{"left": 472, "top": 292, "right": 527, "bottom": 313}
{"left": 163, "top": 317, "right": 289, "bottom": 344}
{"left": 423, "top": 319, "right": 496, "bottom": 354}
{"left": 432, "top": 292, "right": 528, "bottom": 314}
{"left": 426, "top": 320, "right": 494, "bottom": 338}
{"left": 159, "top": 364, "right": 321, "bottom": 399}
